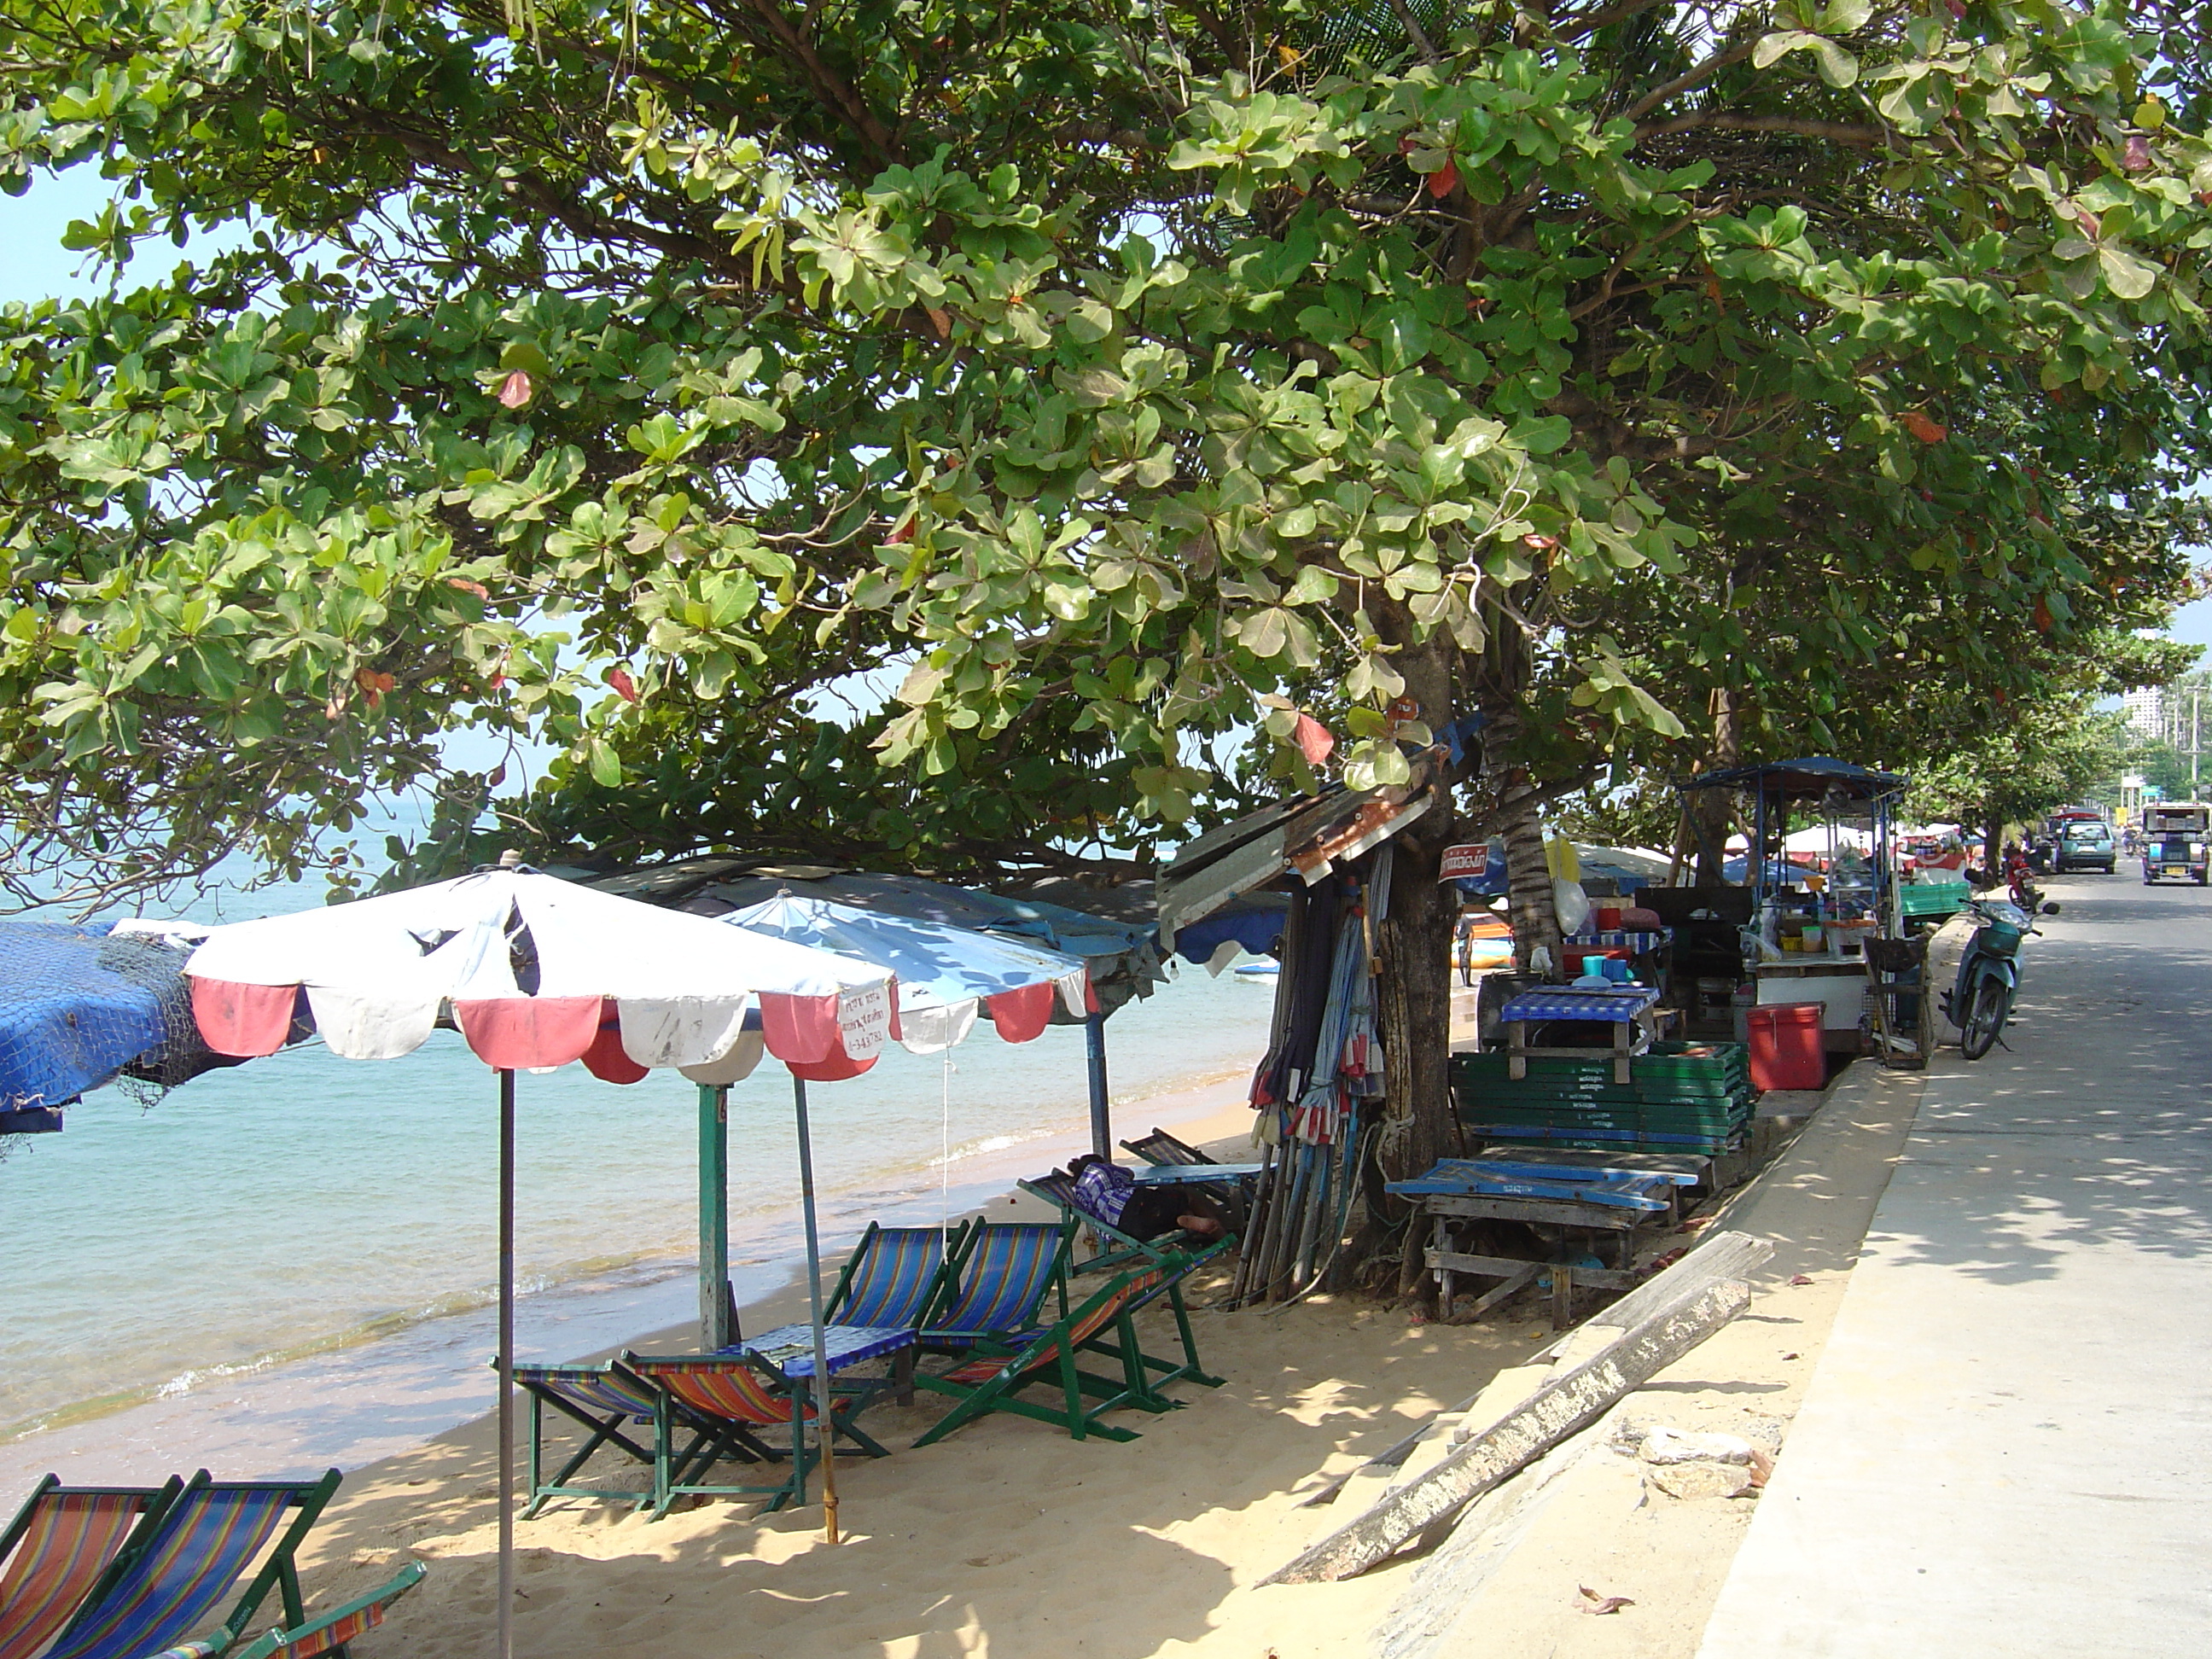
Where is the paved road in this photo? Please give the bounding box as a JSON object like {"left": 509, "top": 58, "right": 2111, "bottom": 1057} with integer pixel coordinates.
{"left": 1698, "top": 871, "right": 2212, "bottom": 1656}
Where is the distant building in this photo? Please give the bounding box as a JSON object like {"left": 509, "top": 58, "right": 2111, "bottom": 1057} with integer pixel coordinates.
{"left": 2123, "top": 685, "right": 2167, "bottom": 738}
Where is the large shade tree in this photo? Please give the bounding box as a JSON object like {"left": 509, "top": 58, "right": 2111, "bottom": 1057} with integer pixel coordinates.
{"left": 7, "top": 0, "right": 2212, "bottom": 1257}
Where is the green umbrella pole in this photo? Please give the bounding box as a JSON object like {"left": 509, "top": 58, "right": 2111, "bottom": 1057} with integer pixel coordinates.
{"left": 697, "top": 1085, "right": 734, "bottom": 1350}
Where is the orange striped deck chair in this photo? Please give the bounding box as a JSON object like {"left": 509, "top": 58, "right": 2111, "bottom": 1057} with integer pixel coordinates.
{"left": 621, "top": 1353, "right": 888, "bottom": 1519}
{"left": 230, "top": 1561, "right": 426, "bottom": 1659}
{"left": 911, "top": 1244, "right": 1219, "bottom": 1447}
{"left": 0, "top": 1476, "right": 178, "bottom": 1659}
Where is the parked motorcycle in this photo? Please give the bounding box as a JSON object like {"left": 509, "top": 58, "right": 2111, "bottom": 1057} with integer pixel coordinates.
{"left": 2003, "top": 847, "right": 2049, "bottom": 912}
{"left": 1941, "top": 894, "right": 2058, "bottom": 1060}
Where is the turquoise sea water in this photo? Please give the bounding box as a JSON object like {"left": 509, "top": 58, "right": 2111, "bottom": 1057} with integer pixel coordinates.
{"left": 0, "top": 854, "right": 1276, "bottom": 1465}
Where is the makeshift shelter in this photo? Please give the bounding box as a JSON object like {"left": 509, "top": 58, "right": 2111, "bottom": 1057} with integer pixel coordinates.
{"left": 0, "top": 921, "right": 235, "bottom": 1137}
{"left": 183, "top": 866, "right": 897, "bottom": 1659}
{"left": 1155, "top": 765, "right": 1446, "bottom": 1304}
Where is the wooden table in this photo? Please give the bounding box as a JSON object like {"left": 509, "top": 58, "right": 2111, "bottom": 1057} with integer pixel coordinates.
{"left": 1386, "top": 1156, "right": 1693, "bottom": 1328}
{"left": 1497, "top": 985, "right": 1667, "bottom": 1085}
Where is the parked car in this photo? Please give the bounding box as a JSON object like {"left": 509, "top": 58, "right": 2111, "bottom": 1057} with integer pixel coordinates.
{"left": 2053, "top": 818, "right": 2117, "bottom": 874}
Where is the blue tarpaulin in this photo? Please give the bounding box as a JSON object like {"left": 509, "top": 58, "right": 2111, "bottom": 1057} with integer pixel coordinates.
{"left": 0, "top": 922, "right": 169, "bottom": 1115}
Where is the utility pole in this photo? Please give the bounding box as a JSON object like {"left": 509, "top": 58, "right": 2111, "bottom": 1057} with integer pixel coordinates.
{"left": 2194, "top": 683, "right": 2202, "bottom": 798}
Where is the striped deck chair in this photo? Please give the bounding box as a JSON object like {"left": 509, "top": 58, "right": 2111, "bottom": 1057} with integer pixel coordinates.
{"left": 824, "top": 1222, "right": 964, "bottom": 1329}
{"left": 509, "top": 1360, "right": 717, "bottom": 1516}
{"left": 911, "top": 1249, "right": 1212, "bottom": 1447}
{"left": 0, "top": 1476, "right": 179, "bottom": 1659}
{"left": 622, "top": 1353, "right": 889, "bottom": 1519}
{"left": 39, "top": 1469, "right": 341, "bottom": 1659}
{"left": 921, "top": 1220, "right": 1072, "bottom": 1349}
{"left": 229, "top": 1562, "right": 426, "bottom": 1659}
{"left": 1016, "top": 1172, "right": 1167, "bottom": 1257}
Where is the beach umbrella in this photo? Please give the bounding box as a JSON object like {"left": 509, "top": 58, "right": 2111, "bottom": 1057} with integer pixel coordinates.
{"left": 672, "top": 893, "right": 1092, "bottom": 1529}
{"left": 183, "top": 865, "right": 895, "bottom": 1659}
{"left": 677, "top": 870, "right": 1160, "bottom": 1156}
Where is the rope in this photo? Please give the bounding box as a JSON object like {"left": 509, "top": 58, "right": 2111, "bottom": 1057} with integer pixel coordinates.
{"left": 940, "top": 1050, "right": 953, "bottom": 1254}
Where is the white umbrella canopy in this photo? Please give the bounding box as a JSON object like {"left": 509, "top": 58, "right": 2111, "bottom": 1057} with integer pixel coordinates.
{"left": 181, "top": 866, "right": 898, "bottom": 1659}
{"left": 186, "top": 869, "right": 895, "bottom": 1071}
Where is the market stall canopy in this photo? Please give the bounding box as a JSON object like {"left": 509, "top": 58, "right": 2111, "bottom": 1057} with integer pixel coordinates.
{"left": 585, "top": 861, "right": 1164, "bottom": 1018}
{"left": 0, "top": 921, "right": 237, "bottom": 1132}
{"left": 719, "top": 892, "right": 1090, "bottom": 1054}
{"left": 1155, "top": 765, "right": 1438, "bottom": 946}
{"left": 1686, "top": 756, "right": 1908, "bottom": 802}
{"left": 184, "top": 870, "right": 896, "bottom": 1076}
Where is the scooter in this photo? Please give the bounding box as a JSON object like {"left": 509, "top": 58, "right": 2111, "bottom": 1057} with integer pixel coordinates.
{"left": 1942, "top": 893, "right": 2058, "bottom": 1060}
{"left": 2003, "top": 847, "right": 2048, "bottom": 912}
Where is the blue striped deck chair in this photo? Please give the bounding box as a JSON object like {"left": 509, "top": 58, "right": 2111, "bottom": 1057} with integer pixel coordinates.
{"left": 921, "top": 1220, "right": 1073, "bottom": 1350}
{"left": 0, "top": 1476, "right": 180, "bottom": 1659}
{"left": 229, "top": 1562, "right": 426, "bottom": 1659}
{"left": 824, "top": 1222, "right": 965, "bottom": 1329}
{"left": 912, "top": 1249, "right": 1201, "bottom": 1447}
{"left": 39, "top": 1468, "right": 341, "bottom": 1659}
{"left": 509, "top": 1360, "right": 716, "bottom": 1516}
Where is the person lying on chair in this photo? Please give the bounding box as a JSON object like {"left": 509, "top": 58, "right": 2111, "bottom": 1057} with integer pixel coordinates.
{"left": 1065, "top": 1154, "right": 1227, "bottom": 1243}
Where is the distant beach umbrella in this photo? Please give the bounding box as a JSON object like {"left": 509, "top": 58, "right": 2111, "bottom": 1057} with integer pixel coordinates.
{"left": 183, "top": 866, "right": 894, "bottom": 1659}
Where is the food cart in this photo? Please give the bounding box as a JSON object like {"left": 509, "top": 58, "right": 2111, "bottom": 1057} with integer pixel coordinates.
{"left": 1682, "top": 758, "right": 1908, "bottom": 1053}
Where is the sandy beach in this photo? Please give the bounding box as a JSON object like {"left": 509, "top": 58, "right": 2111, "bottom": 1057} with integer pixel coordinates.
{"left": 293, "top": 1111, "right": 1536, "bottom": 1659}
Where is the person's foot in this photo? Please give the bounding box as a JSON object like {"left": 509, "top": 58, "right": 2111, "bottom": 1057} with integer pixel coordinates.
{"left": 1177, "top": 1214, "right": 1225, "bottom": 1239}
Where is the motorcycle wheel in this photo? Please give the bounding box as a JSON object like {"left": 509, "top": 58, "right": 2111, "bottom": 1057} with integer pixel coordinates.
{"left": 1960, "top": 976, "right": 2009, "bottom": 1060}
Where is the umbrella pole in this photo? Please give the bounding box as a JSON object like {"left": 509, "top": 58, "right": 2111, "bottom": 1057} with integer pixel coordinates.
{"left": 497, "top": 1067, "right": 515, "bottom": 1659}
{"left": 791, "top": 1078, "right": 839, "bottom": 1544}
{"left": 698, "top": 1085, "right": 734, "bottom": 1351}
{"left": 1085, "top": 1010, "right": 1111, "bottom": 1160}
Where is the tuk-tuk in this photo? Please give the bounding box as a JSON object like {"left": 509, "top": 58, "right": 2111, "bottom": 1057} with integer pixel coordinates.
{"left": 2140, "top": 803, "right": 2210, "bottom": 886}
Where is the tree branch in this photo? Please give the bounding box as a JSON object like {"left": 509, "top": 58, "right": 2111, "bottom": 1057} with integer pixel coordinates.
{"left": 1621, "top": 41, "right": 1758, "bottom": 124}
{"left": 1635, "top": 114, "right": 1887, "bottom": 147}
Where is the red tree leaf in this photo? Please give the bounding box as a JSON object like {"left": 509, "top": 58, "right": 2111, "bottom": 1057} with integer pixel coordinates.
{"left": 1427, "top": 158, "right": 1459, "bottom": 199}
{"left": 607, "top": 667, "right": 639, "bottom": 703}
{"left": 498, "top": 370, "right": 534, "bottom": 409}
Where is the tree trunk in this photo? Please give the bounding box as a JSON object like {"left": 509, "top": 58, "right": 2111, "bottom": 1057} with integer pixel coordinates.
{"left": 1691, "top": 687, "right": 1741, "bottom": 887}
{"left": 1983, "top": 812, "right": 2005, "bottom": 886}
{"left": 1359, "top": 604, "right": 1464, "bottom": 1301}
{"left": 1498, "top": 776, "right": 1563, "bottom": 977}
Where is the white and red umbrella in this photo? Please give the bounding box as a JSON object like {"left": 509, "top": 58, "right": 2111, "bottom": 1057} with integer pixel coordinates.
{"left": 183, "top": 866, "right": 894, "bottom": 1659}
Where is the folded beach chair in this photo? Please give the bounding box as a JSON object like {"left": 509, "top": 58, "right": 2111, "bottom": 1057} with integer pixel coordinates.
{"left": 910, "top": 1244, "right": 1224, "bottom": 1447}
{"left": 228, "top": 1562, "right": 426, "bottom": 1659}
{"left": 621, "top": 1353, "right": 890, "bottom": 1519}
{"left": 509, "top": 1360, "right": 691, "bottom": 1516}
{"left": 0, "top": 1475, "right": 180, "bottom": 1659}
{"left": 919, "top": 1219, "right": 1072, "bottom": 1349}
{"left": 36, "top": 1468, "right": 341, "bottom": 1659}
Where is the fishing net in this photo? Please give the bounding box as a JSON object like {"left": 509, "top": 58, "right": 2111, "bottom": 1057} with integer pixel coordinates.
{"left": 0, "top": 923, "right": 231, "bottom": 1155}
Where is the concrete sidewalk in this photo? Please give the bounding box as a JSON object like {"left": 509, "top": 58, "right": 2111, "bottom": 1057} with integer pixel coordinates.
{"left": 1697, "top": 879, "right": 2212, "bottom": 1656}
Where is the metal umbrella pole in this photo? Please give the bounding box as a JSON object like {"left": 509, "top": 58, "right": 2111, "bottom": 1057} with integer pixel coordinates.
{"left": 497, "top": 1067, "right": 515, "bottom": 1659}
{"left": 790, "top": 1078, "right": 840, "bottom": 1544}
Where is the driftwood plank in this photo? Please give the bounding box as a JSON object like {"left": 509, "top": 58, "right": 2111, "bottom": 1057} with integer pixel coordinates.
{"left": 1266, "top": 1276, "right": 1754, "bottom": 1583}
{"left": 1292, "top": 1231, "right": 1772, "bottom": 1511}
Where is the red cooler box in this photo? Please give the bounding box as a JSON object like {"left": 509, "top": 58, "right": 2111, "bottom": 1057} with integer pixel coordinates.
{"left": 1746, "top": 1002, "right": 1825, "bottom": 1091}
